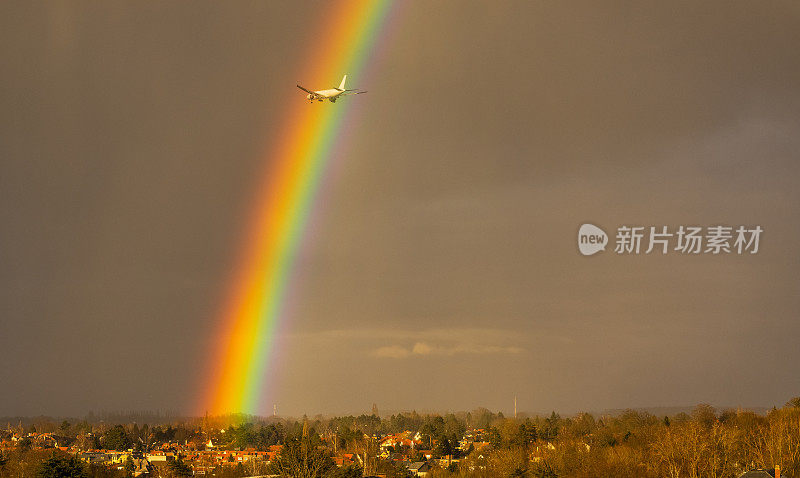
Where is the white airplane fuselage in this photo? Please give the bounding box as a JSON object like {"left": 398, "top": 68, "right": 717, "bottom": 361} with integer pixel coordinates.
{"left": 308, "top": 88, "right": 344, "bottom": 102}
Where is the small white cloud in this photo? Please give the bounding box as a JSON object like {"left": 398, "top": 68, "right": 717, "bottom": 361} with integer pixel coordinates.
{"left": 411, "top": 342, "right": 433, "bottom": 355}
{"left": 371, "top": 340, "right": 524, "bottom": 359}
{"left": 289, "top": 327, "right": 528, "bottom": 359}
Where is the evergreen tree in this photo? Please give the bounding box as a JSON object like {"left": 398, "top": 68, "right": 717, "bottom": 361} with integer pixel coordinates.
{"left": 36, "top": 454, "right": 87, "bottom": 478}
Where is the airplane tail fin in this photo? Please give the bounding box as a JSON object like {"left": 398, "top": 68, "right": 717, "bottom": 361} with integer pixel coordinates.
{"left": 339, "top": 75, "right": 347, "bottom": 90}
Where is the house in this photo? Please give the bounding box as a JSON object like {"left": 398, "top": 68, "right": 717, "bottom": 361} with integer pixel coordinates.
{"left": 332, "top": 453, "right": 355, "bottom": 467}
{"left": 738, "top": 467, "right": 780, "bottom": 478}
{"left": 436, "top": 456, "right": 459, "bottom": 468}
{"left": 145, "top": 451, "right": 175, "bottom": 462}
{"left": 407, "top": 461, "right": 431, "bottom": 477}
{"left": 79, "top": 452, "right": 112, "bottom": 464}
{"left": 129, "top": 457, "right": 153, "bottom": 477}
{"left": 417, "top": 450, "right": 434, "bottom": 460}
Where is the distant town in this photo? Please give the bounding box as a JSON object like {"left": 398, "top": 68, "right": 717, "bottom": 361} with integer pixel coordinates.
{"left": 1, "top": 399, "right": 798, "bottom": 478}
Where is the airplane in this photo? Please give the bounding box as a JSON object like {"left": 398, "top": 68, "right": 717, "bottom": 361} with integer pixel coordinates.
{"left": 296, "top": 75, "right": 366, "bottom": 103}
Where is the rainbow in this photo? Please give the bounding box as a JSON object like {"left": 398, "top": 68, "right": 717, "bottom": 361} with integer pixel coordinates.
{"left": 201, "top": 0, "right": 398, "bottom": 415}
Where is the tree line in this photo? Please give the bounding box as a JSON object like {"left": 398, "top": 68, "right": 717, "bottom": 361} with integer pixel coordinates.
{"left": 2, "top": 398, "right": 799, "bottom": 477}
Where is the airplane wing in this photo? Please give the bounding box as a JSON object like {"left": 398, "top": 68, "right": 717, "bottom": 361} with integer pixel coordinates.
{"left": 340, "top": 90, "right": 367, "bottom": 96}
{"left": 296, "top": 84, "right": 315, "bottom": 95}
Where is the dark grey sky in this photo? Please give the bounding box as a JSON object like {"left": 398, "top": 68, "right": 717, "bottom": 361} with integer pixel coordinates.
{"left": 1, "top": 1, "right": 799, "bottom": 417}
